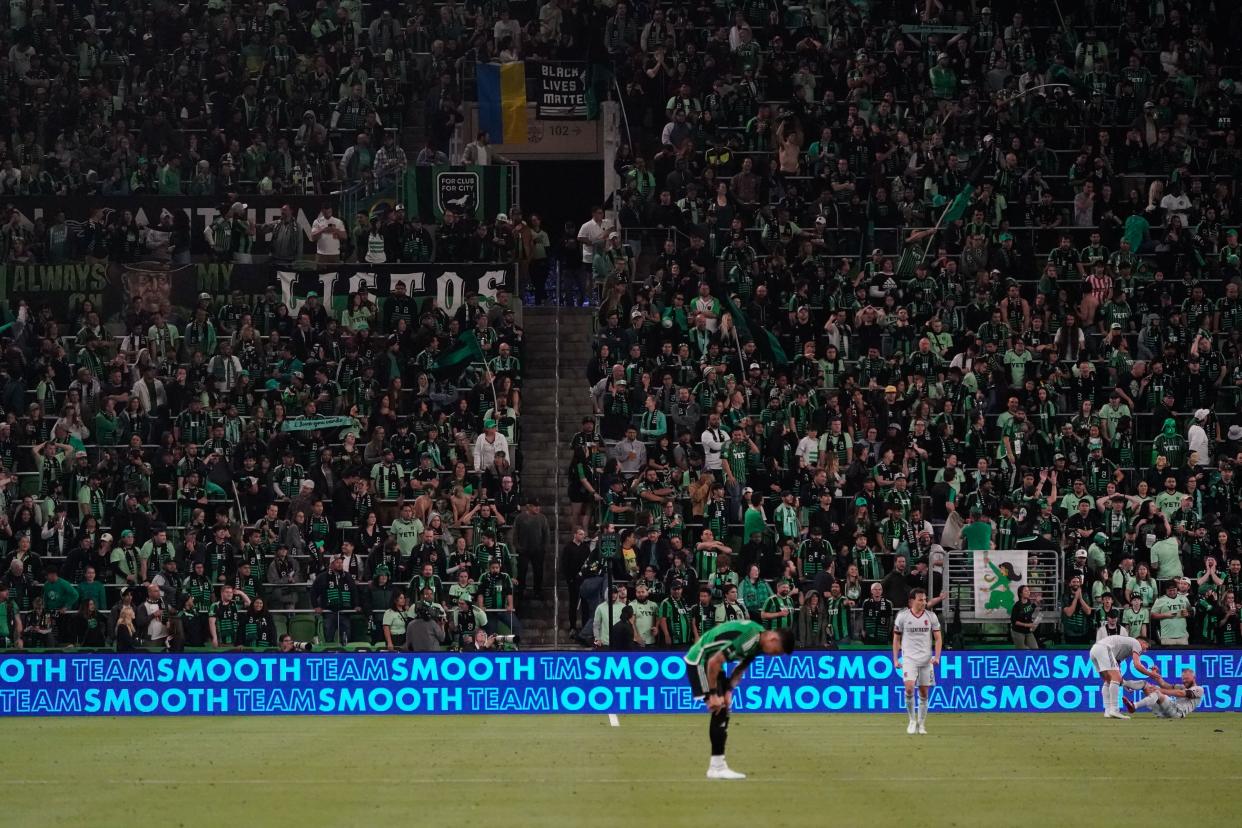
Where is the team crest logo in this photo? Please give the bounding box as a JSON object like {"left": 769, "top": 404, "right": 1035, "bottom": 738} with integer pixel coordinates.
{"left": 436, "top": 171, "right": 479, "bottom": 215}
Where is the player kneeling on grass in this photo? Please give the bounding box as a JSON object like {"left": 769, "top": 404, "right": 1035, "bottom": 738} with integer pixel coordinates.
{"left": 684, "top": 619, "right": 796, "bottom": 780}
{"left": 892, "top": 588, "right": 942, "bottom": 735}
{"left": 1089, "top": 634, "right": 1161, "bottom": 719}
{"left": 1121, "top": 669, "right": 1205, "bottom": 718}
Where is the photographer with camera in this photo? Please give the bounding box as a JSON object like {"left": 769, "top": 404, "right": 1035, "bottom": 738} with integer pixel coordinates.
{"left": 277, "top": 634, "right": 312, "bottom": 653}
{"left": 405, "top": 595, "right": 447, "bottom": 651}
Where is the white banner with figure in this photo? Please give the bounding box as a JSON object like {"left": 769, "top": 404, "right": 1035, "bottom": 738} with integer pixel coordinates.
{"left": 973, "top": 550, "right": 1028, "bottom": 619}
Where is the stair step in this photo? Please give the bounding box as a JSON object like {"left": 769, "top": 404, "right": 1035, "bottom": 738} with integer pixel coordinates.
{"left": 513, "top": 298, "right": 596, "bottom": 639}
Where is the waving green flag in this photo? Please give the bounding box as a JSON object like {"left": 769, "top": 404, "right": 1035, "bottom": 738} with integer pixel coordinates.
{"left": 940, "top": 183, "right": 975, "bottom": 226}
{"left": 432, "top": 331, "right": 485, "bottom": 380}
{"left": 719, "top": 292, "right": 789, "bottom": 367}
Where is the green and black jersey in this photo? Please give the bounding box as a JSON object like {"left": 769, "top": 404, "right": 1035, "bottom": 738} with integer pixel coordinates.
{"left": 825, "top": 596, "right": 850, "bottom": 641}
{"left": 479, "top": 571, "right": 513, "bottom": 609}
{"left": 242, "top": 613, "right": 277, "bottom": 648}
{"left": 691, "top": 602, "right": 717, "bottom": 637}
{"left": 762, "top": 594, "right": 795, "bottom": 630}
{"left": 861, "top": 597, "right": 894, "bottom": 643}
{"left": 659, "top": 596, "right": 694, "bottom": 645}
{"left": 685, "top": 619, "right": 763, "bottom": 667}
{"left": 211, "top": 599, "right": 241, "bottom": 645}
{"left": 184, "top": 575, "right": 213, "bottom": 615}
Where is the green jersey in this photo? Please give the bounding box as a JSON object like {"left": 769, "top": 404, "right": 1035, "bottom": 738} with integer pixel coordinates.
{"left": 761, "top": 594, "right": 795, "bottom": 630}
{"left": 825, "top": 595, "right": 850, "bottom": 641}
{"left": 211, "top": 600, "right": 241, "bottom": 645}
{"left": 684, "top": 619, "right": 763, "bottom": 666}
{"left": 695, "top": 545, "right": 721, "bottom": 579}
{"left": 658, "top": 596, "right": 694, "bottom": 645}
{"left": 723, "top": 441, "right": 749, "bottom": 485}
{"left": 0, "top": 599, "right": 16, "bottom": 640}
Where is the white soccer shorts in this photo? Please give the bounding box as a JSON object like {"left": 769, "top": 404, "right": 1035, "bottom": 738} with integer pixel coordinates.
{"left": 1089, "top": 643, "right": 1119, "bottom": 674}
{"left": 902, "top": 660, "right": 935, "bottom": 685}
{"left": 1152, "top": 697, "right": 1187, "bottom": 719}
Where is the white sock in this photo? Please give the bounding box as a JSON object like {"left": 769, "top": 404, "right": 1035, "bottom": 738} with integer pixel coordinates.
{"left": 1106, "top": 682, "right": 1120, "bottom": 713}
{"left": 917, "top": 695, "right": 928, "bottom": 724}
{"left": 1133, "top": 692, "right": 1160, "bottom": 711}
{"left": 905, "top": 690, "right": 916, "bottom": 722}
{"left": 1121, "top": 679, "right": 1148, "bottom": 691}
{"left": 709, "top": 755, "right": 725, "bottom": 768}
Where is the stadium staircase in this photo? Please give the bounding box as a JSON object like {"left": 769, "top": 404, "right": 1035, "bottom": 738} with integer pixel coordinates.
{"left": 518, "top": 306, "right": 596, "bottom": 646}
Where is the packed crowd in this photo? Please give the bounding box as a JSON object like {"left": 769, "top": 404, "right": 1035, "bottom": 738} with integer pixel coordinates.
{"left": 0, "top": 0, "right": 447, "bottom": 199}
{"left": 0, "top": 269, "right": 545, "bottom": 650}
{"left": 560, "top": 0, "right": 1242, "bottom": 650}
{"left": 7, "top": 0, "right": 1242, "bottom": 654}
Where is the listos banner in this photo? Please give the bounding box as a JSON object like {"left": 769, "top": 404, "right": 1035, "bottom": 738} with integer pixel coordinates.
{"left": 0, "top": 261, "right": 514, "bottom": 323}
{"left": 0, "top": 650, "right": 1238, "bottom": 716}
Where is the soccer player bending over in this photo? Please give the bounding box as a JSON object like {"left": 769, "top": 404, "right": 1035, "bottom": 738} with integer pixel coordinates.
{"left": 1121, "top": 669, "right": 1205, "bottom": 718}
{"left": 684, "top": 619, "right": 796, "bottom": 780}
{"left": 1089, "top": 634, "right": 1160, "bottom": 719}
{"left": 892, "top": 588, "right": 942, "bottom": 735}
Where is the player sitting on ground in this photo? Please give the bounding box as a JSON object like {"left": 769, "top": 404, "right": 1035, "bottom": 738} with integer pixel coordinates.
{"left": 1088, "top": 634, "right": 1161, "bottom": 719}
{"left": 1121, "top": 669, "right": 1205, "bottom": 718}
{"left": 684, "top": 619, "right": 796, "bottom": 780}
{"left": 892, "top": 588, "right": 942, "bottom": 735}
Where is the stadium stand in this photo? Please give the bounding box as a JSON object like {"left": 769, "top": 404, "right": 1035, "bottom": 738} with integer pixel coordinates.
{"left": 2, "top": 0, "right": 1242, "bottom": 655}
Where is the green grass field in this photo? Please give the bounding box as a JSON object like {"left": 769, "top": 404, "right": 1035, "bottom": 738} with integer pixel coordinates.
{"left": 6, "top": 713, "right": 1239, "bottom": 826}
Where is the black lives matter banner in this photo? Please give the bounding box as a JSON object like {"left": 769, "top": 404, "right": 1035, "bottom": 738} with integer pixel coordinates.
{"left": 0, "top": 261, "right": 514, "bottom": 323}
{"left": 5, "top": 196, "right": 328, "bottom": 256}
{"left": 535, "top": 62, "right": 587, "bottom": 119}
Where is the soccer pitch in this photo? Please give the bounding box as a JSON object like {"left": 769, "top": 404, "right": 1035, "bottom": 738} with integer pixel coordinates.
{"left": 5, "top": 713, "right": 1238, "bottom": 826}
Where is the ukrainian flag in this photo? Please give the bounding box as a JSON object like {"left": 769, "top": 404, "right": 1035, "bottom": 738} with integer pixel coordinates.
{"left": 477, "top": 62, "right": 528, "bottom": 145}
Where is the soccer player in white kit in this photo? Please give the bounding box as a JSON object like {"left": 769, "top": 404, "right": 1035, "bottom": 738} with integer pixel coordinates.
{"left": 892, "top": 588, "right": 942, "bottom": 734}
{"left": 1089, "top": 634, "right": 1160, "bottom": 719}
{"left": 1122, "top": 668, "right": 1205, "bottom": 718}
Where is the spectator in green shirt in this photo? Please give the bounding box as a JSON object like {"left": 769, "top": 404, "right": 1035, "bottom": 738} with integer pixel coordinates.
{"left": 1121, "top": 596, "right": 1149, "bottom": 638}
{"left": 738, "top": 565, "right": 773, "bottom": 621}
{"left": 741, "top": 494, "right": 766, "bottom": 544}
{"left": 41, "top": 570, "right": 79, "bottom": 614}
{"left": 1150, "top": 580, "right": 1191, "bottom": 645}
{"left": 41, "top": 570, "right": 79, "bottom": 644}
{"left": 960, "top": 507, "right": 994, "bottom": 551}
{"left": 627, "top": 582, "right": 659, "bottom": 645}
{"left": 760, "top": 580, "right": 795, "bottom": 630}
{"left": 158, "top": 155, "right": 183, "bottom": 194}
{"left": 94, "top": 399, "right": 119, "bottom": 447}
{"left": 1061, "top": 575, "right": 1094, "bottom": 643}
{"left": 1149, "top": 525, "right": 1183, "bottom": 581}
{"left": 76, "top": 566, "right": 107, "bottom": 614}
